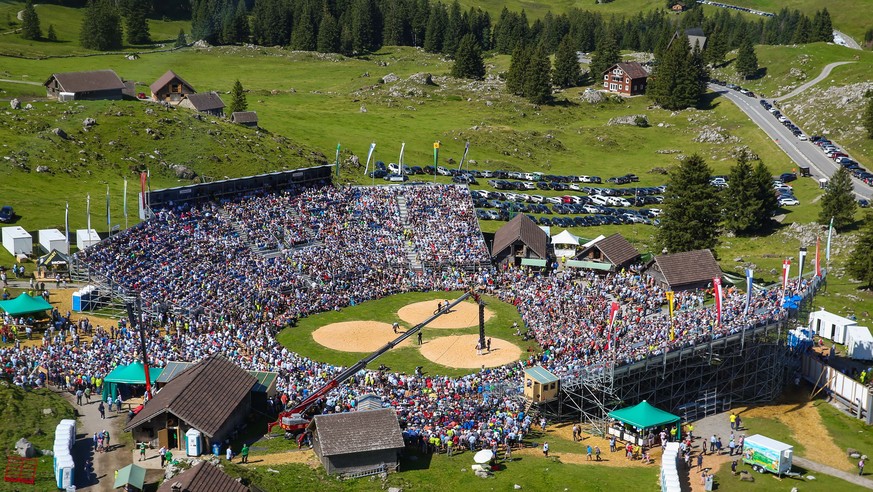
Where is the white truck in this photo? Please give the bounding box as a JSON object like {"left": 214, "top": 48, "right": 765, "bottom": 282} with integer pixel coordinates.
{"left": 742, "top": 434, "right": 794, "bottom": 476}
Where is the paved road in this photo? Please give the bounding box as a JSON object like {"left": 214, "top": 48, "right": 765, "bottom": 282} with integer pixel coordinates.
{"left": 834, "top": 30, "right": 862, "bottom": 50}
{"left": 774, "top": 61, "right": 855, "bottom": 101}
{"left": 711, "top": 85, "right": 873, "bottom": 200}
{"left": 794, "top": 456, "right": 873, "bottom": 489}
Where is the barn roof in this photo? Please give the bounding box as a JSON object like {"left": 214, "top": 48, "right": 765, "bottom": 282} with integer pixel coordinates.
{"left": 309, "top": 408, "right": 403, "bottom": 457}
{"left": 185, "top": 91, "right": 225, "bottom": 111}
{"left": 651, "top": 249, "right": 721, "bottom": 289}
{"left": 45, "top": 70, "right": 125, "bottom": 93}
{"left": 156, "top": 462, "right": 248, "bottom": 492}
{"left": 231, "top": 111, "right": 258, "bottom": 123}
{"left": 150, "top": 70, "right": 196, "bottom": 94}
{"left": 125, "top": 355, "right": 256, "bottom": 437}
{"left": 492, "top": 214, "right": 547, "bottom": 259}
{"left": 582, "top": 233, "right": 640, "bottom": 267}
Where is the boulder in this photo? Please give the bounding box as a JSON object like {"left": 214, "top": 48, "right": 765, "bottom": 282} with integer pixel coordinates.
{"left": 607, "top": 114, "right": 648, "bottom": 127}
{"left": 360, "top": 105, "right": 367, "bottom": 113}
{"left": 172, "top": 164, "right": 197, "bottom": 180}
{"left": 408, "top": 72, "right": 435, "bottom": 85}
{"left": 382, "top": 73, "right": 399, "bottom": 84}
{"left": 41, "top": 449, "right": 53, "bottom": 456}
{"left": 164, "top": 464, "right": 180, "bottom": 480}
{"left": 388, "top": 488, "right": 403, "bottom": 492}
{"left": 52, "top": 128, "right": 67, "bottom": 139}
{"left": 15, "top": 438, "right": 35, "bottom": 458}
{"left": 193, "top": 39, "right": 210, "bottom": 48}
{"left": 36, "top": 166, "right": 50, "bottom": 173}
{"left": 24, "top": 103, "right": 32, "bottom": 110}
{"left": 10, "top": 98, "right": 20, "bottom": 110}
{"left": 580, "top": 89, "right": 605, "bottom": 104}
{"left": 126, "top": 54, "right": 139, "bottom": 60}
{"left": 42, "top": 408, "right": 53, "bottom": 415}
{"left": 83, "top": 117, "right": 97, "bottom": 127}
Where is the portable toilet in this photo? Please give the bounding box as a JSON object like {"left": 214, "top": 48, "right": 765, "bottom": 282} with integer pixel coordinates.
{"left": 56, "top": 454, "right": 74, "bottom": 489}
{"left": 186, "top": 428, "right": 202, "bottom": 457}
{"left": 59, "top": 420, "right": 77, "bottom": 443}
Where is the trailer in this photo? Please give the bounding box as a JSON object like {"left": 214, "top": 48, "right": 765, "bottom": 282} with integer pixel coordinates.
{"left": 742, "top": 434, "right": 793, "bottom": 475}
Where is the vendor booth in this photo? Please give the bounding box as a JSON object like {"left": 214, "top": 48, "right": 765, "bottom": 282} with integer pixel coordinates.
{"left": 37, "top": 249, "right": 71, "bottom": 274}
{"left": 607, "top": 400, "right": 681, "bottom": 446}
{"left": 551, "top": 230, "right": 580, "bottom": 259}
{"left": 102, "top": 362, "right": 163, "bottom": 401}
{"left": 0, "top": 293, "right": 52, "bottom": 317}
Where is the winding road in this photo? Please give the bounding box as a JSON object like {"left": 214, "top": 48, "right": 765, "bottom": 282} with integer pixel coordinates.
{"left": 773, "top": 61, "right": 855, "bottom": 101}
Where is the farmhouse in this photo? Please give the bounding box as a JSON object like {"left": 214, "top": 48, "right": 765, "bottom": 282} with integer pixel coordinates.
{"left": 491, "top": 214, "right": 549, "bottom": 268}
{"left": 602, "top": 62, "right": 649, "bottom": 96}
{"left": 125, "top": 355, "right": 256, "bottom": 452}
{"left": 150, "top": 70, "right": 197, "bottom": 104}
{"left": 157, "top": 461, "right": 248, "bottom": 492}
{"left": 308, "top": 408, "right": 404, "bottom": 477}
{"left": 44, "top": 70, "right": 126, "bottom": 101}
{"left": 573, "top": 233, "right": 640, "bottom": 272}
{"left": 231, "top": 111, "right": 259, "bottom": 127}
{"left": 179, "top": 91, "right": 226, "bottom": 117}
{"left": 645, "top": 249, "right": 721, "bottom": 291}
{"left": 668, "top": 27, "right": 708, "bottom": 51}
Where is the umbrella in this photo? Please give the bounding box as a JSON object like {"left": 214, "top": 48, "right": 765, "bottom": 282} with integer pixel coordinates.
{"left": 474, "top": 449, "right": 494, "bottom": 464}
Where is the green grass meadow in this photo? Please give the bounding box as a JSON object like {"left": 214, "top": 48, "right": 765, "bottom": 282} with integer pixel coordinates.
{"left": 277, "top": 291, "right": 526, "bottom": 377}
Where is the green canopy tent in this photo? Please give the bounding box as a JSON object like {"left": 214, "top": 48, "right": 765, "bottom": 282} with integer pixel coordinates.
{"left": 102, "top": 362, "right": 163, "bottom": 401}
{"left": 0, "top": 293, "right": 52, "bottom": 316}
{"left": 608, "top": 400, "right": 681, "bottom": 442}
{"left": 114, "top": 463, "right": 146, "bottom": 491}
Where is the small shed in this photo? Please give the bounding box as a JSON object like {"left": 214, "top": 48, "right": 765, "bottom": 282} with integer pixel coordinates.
{"left": 551, "top": 230, "right": 580, "bottom": 259}
{"left": 156, "top": 461, "right": 248, "bottom": 492}
{"left": 179, "top": 91, "right": 225, "bottom": 117}
{"left": 308, "top": 408, "right": 404, "bottom": 477}
{"left": 575, "top": 233, "right": 640, "bottom": 272}
{"left": 645, "top": 249, "right": 721, "bottom": 292}
{"left": 523, "top": 366, "right": 559, "bottom": 403}
{"left": 76, "top": 229, "right": 100, "bottom": 250}
{"left": 846, "top": 326, "right": 873, "bottom": 361}
{"left": 607, "top": 400, "right": 680, "bottom": 445}
{"left": 809, "top": 308, "right": 857, "bottom": 344}
{"left": 491, "top": 214, "right": 548, "bottom": 267}
{"left": 231, "top": 111, "right": 258, "bottom": 127}
{"left": 150, "top": 70, "right": 197, "bottom": 104}
{"left": 38, "top": 228, "right": 68, "bottom": 254}
{"left": 2, "top": 226, "right": 32, "bottom": 255}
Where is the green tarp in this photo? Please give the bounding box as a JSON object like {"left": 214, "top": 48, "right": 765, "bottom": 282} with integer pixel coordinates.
{"left": 566, "top": 260, "right": 612, "bottom": 271}
{"left": 114, "top": 463, "right": 146, "bottom": 490}
{"left": 102, "top": 362, "right": 163, "bottom": 400}
{"left": 520, "top": 258, "right": 547, "bottom": 267}
{"left": 608, "top": 400, "right": 680, "bottom": 430}
{"left": 0, "top": 293, "right": 52, "bottom": 316}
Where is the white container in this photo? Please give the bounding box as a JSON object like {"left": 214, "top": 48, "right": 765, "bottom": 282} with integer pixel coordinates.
{"left": 75, "top": 229, "right": 100, "bottom": 250}
{"left": 39, "top": 229, "right": 68, "bottom": 254}
{"left": 2, "top": 226, "right": 32, "bottom": 255}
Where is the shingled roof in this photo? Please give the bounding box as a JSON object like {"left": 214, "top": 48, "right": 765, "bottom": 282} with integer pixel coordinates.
{"left": 492, "top": 214, "right": 547, "bottom": 259}
{"left": 586, "top": 233, "right": 640, "bottom": 267}
{"left": 125, "top": 355, "right": 256, "bottom": 437}
{"left": 185, "top": 91, "right": 225, "bottom": 111}
{"left": 613, "top": 62, "right": 649, "bottom": 80}
{"left": 149, "top": 70, "right": 196, "bottom": 94}
{"left": 45, "top": 70, "right": 125, "bottom": 93}
{"left": 157, "top": 462, "right": 248, "bottom": 492}
{"left": 651, "top": 249, "right": 721, "bottom": 289}
{"left": 309, "top": 408, "right": 403, "bottom": 457}
{"left": 231, "top": 111, "right": 258, "bottom": 124}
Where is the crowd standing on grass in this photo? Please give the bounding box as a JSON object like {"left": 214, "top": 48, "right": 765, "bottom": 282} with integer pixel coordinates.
{"left": 0, "top": 182, "right": 817, "bottom": 457}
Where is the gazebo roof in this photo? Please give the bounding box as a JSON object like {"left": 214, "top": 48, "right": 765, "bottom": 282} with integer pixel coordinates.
{"left": 607, "top": 400, "right": 680, "bottom": 430}
{"left": 0, "top": 293, "right": 52, "bottom": 316}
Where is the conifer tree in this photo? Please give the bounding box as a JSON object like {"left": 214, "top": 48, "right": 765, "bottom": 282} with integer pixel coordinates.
{"left": 552, "top": 35, "right": 581, "bottom": 88}
{"left": 175, "top": 28, "right": 187, "bottom": 47}
{"left": 735, "top": 37, "right": 759, "bottom": 79}
{"left": 21, "top": 0, "right": 41, "bottom": 40}
{"left": 523, "top": 45, "right": 552, "bottom": 104}
{"left": 317, "top": 10, "right": 340, "bottom": 53}
{"left": 292, "top": 5, "right": 317, "bottom": 51}
{"left": 506, "top": 44, "right": 530, "bottom": 95}
{"left": 589, "top": 29, "right": 620, "bottom": 83}
{"left": 229, "top": 79, "right": 248, "bottom": 114}
{"left": 819, "top": 166, "right": 857, "bottom": 231}
{"left": 705, "top": 29, "right": 728, "bottom": 67}
{"left": 125, "top": 5, "right": 151, "bottom": 45}
{"left": 751, "top": 160, "right": 778, "bottom": 230}
{"left": 351, "top": 0, "right": 379, "bottom": 53}
{"left": 442, "top": 0, "right": 464, "bottom": 55}
{"left": 648, "top": 36, "right": 699, "bottom": 109}
{"left": 817, "top": 9, "right": 833, "bottom": 42}
{"left": 423, "top": 2, "right": 446, "bottom": 53}
{"left": 657, "top": 154, "right": 720, "bottom": 253}
{"left": 80, "top": 0, "right": 123, "bottom": 51}
{"left": 47, "top": 24, "right": 57, "bottom": 42}
{"left": 724, "top": 155, "right": 756, "bottom": 234}
{"left": 451, "top": 34, "right": 485, "bottom": 80}
{"left": 863, "top": 91, "right": 873, "bottom": 139}
{"left": 847, "top": 212, "right": 873, "bottom": 289}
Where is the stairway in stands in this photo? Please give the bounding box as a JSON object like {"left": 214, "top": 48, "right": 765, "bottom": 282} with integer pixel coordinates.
{"left": 216, "top": 206, "right": 272, "bottom": 257}
{"left": 396, "top": 195, "right": 423, "bottom": 272}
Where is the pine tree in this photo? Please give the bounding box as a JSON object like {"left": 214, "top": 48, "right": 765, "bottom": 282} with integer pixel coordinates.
{"left": 229, "top": 79, "right": 247, "bottom": 114}
{"left": 589, "top": 29, "right": 620, "bottom": 83}
{"left": 47, "top": 24, "right": 57, "bottom": 42}
{"left": 751, "top": 160, "right": 778, "bottom": 230}
{"left": 175, "top": 28, "right": 187, "bottom": 47}
{"left": 846, "top": 212, "right": 873, "bottom": 289}
{"left": 819, "top": 166, "right": 857, "bottom": 231}
{"left": 317, "top": 10, "right": 340, "bottom": 53}
{"left": 21, "top": 0, "right": 40, "bottom": 40}
{"left": 125, "top": 5, "right": 151, "bottom": 45}
{"left": 864, "top": 92, "right": 873, "bottom": 139}
{"left": 292, "top": 4, "right": 317, "bottom": 51}
{"left": 705, "top": 29, "right": 728, "bottom": 67}
{"left": 80, "top": 0, "right": 123, "bottom": 51}
{"left": 442, "top": 0, "right": 464, "bottom": 55}
{"left": 723, "top": 155, "right": 756, "bottom": 234}
{"left": 552, "top": 35, "right": 581, "bottom": 88}
{"left": 648, "top": 35, "right": 699, "bottom": 110}
{"left": 506, "top": 44, "right": 530, "bottom": 95}
{"left": 524, "top": 45, "right": 552, "bottom": 104}
{"left": 817, "top": 8, "right": 833, "bottom": 42}
{"left": 735, "top": 37, "right": 759, "bottom": 79}
{"left": 657, "top": 154, "right": 720, "bottom": 253}
{"left": 451, "top": 34, "right": 485, "bottom": 80}
{"left": 351, "top": 0, "right": 379, "bottom": 54}
{"left": 423, "top": 3, "right": 447, "bottom": 53}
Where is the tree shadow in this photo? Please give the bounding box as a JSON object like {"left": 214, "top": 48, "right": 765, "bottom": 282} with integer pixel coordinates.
{"left": 697, "top": 91, "right": 721, "bottom": 110}
{"left": 746, "top": 67, "right": 768, "bottom": 81}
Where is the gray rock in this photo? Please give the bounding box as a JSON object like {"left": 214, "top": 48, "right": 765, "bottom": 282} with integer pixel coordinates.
{"left": 474, "top": 469, "right": 490, "bottom": 478}
{"left": 382, "top": 73, "right": 399, "bottom": 84}
{"left": 388, "top": 488, "right": 403, "bottom": 492}
{"left": 360, "top": 105, "right": 367, "bottom": 113}
{"left": 580, "top": 89, "right": 605, "bottom": 104}
{"left": 734, "top": 257, "right": 743, "bottom": 262}
{"left": 172, "top": 164, "right": 197, "bottom": 180}
{"left": 15, "top": 438, "right": 35, "bottom": 458}
{"left": 52, "top": 128, "right": 67, "bottom": 139}
{"left": 408, "top": 72, "right": 435, "bottom": 85}
{"left": 24, "top": 103, "right": 32, "bottom": 110}
{"left": 607, "top": 114, "right": 648, "bottom": 127}
{"left": 10, "top": 98, "right": 20, "bottom": 110}
{"left": 514, "top": 485, "right": 523, "bottom": 490}
{"left": 41, "top": 449, "right": 53, "bottom": 456}
{"left": 42, "top": 408, "right": 53, "bottom": 415}
{"left": 164, "top": 464, "right": 180, "bottom": 479}
{"left": 83, "top": 117, "right": 97, "bottom": 127}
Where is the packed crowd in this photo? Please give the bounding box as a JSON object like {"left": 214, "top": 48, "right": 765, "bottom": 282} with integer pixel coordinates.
{"left": 0, "top": 182, "right": 819, "bottom": 454}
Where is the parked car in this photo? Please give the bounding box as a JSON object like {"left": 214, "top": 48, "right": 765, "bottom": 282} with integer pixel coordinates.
{"left": 778, "top": 196, "right": 799, "bottom": 206}
{"left": 858, "top": 198, "right": 870, "bottom": 208}
{"left": 368, "top": 170, "right": 388, "bottom": 179}
{"left": 0, "top": 206, "right": 13, "bottom": 222}
{"left": 779, "top": 172, "right": 797, "bottom": 183}
{"left": 384, "top": 173, "right": 408, "bottom": 182}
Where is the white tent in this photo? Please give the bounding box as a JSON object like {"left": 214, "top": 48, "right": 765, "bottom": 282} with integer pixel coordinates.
{"left": 552, "top": 230, "right": 579, "bottom": 258}
{"left": 809, "top": 309, "right": 857, "bottom": 344}
{"left": 582, "top": 235, "right": 606, "bottom": 249}
{"left": 846, "top": 326, "right": 873, "bottom": 361}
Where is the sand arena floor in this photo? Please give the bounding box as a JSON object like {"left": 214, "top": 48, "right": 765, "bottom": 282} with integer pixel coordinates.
{"left": 311, "top": 321, "right": 413, "bottom": 352}
{"left": 397, "top": 299, "right": 494, "bottom": 329}
{"left": 419, "top": 334, "right": 521, "bottom": 369}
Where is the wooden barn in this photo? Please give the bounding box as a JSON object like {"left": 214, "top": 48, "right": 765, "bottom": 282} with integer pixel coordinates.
{"left": 150, "top": 70, "right": 197, "bottom": 104}
{"left": 44, "top": 70, "right": 125, "bottom": 101}
{"left": 157, "top": 461, "right": 249, "bottom": 492}
{"left": 308, "top": 408, "right": 404, "bottom": 477}
{"left": 179, "top": 91, "right": 225, "bottom": 117}
{"left": 644, "top": 249, "right": 721, "bottom": 292}
{"left": 573, "top": 233, "right": 640, "bottom": 272}
{"left": 231, "top": 111, "right": 258, "bottom": 127}
{"left": 491, "top": 214, "right": 549, "bottom": 268}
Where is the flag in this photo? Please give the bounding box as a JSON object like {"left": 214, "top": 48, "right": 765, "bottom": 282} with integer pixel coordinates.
{"left": 140, "top": 172, "right": 148, "bottom": 208}
{"left": 608, "top": 301, "right": 620, "bottom": 328}
{"left": 364, "top": 142, "right": 376, "bottom": 175}
{"left": 782, "top": 258, "right": 791, "bottom": 291}
{"left": 665, "top": 291, "right": 675, "bottom": 341}
{"left": 744, "top": 268, "right": 754, "bottom": 314}
{"left": 457, "top": 141, "right": 470, "bottom": 170}
{"left": 798, "top": 247, "right": 807, "bottom": 280}
{"left": 86, "top": 193, "right": 91, "bottom": 234}
{"left": 123, "top": 178, "right": 128, "bottom": 219}
{"left": 64, "top": 202, "right": 70, "bottom": 251}
{"left": 815, "top": 237, "right": 821, "bottom": 277}
{"left": 106, "top": 185, "right": 111, "bottom": 228}
{"left": 399, "top": 142, "right": 406, "bottom": 169}
{"left": 335, "top": 143, "right": 341, "bottom": 177}
{"left": 713, "top": 277, "right": 723, "bottom": 326}
{"left": 433, "top": 141, "right": 440, "bottom": 170}
{"left": 826, "top": 216, "right": 834, "bottom": 263}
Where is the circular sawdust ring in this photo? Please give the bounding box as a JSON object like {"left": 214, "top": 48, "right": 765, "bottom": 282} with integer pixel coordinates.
{"left": 419, "top": 334, "right": 521, "bottom": 369}
{"left": 312, "top": 321, "right": 412, "bottom": 352}
{"left": 397, "top": 299, "right": 494, "bottom": 329}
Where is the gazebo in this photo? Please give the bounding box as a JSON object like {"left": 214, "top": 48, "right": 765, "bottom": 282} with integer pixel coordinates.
{"left": 551, "top": 230, "right": 580, "bottom": 259}
{"left": 0, "top": 293, "right": 52, "bottom": 316}
{"left": 114, "top": 463, "right": 146, "bottom": 491}
{"left": 607, "top": 400, "right": 681, "bottom": 446}
{"left": 102, "top": 362, "right": 163, "bottom": 401}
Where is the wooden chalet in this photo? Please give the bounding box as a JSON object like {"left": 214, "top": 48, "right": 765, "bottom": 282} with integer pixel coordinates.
{"left": 602, "top": 62, "right": 649, "bottom": 96}
{"left": 668, "top": 27, "right": 708, "bottom": 51}
{"left": 491, "top": 214, "right": 549, "bottom": 268}
{"left": 179, "top": 91, "right": 225, "bottom": 117}
{"left": 150, "top": 70, "right": 197, "bottom": 104}
{"left": 573, "top": 233, "right": 640, "bottom": 272}
{"left": 157, "top": 462, "right": 248, "bottom": 492}
{"left": 308, "top": 408, "right": 404, "bottom": 477}
{"left": 44, "top": 70, "right": 125, "bottom": 101}
{"left": 231, "top": 111, "right": 258, "bottom": 127}
{"left": 644, "top": 249, "right": 721, "bottom": 292}
{"left": 125, "top": 355, "right": 256, "bottom": 451}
